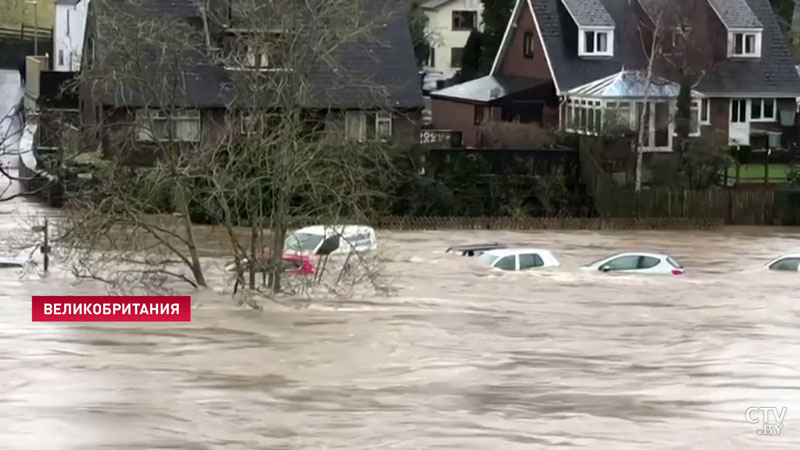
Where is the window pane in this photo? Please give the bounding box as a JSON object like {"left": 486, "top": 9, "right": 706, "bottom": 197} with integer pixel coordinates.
{"left": 735, "top": 33, "right": 743, "bottom": 54}
{"left": 175, "top": 117, "right": 200, "bottom": 141}
{"left": 638, "top": 256, "right": 660, "bottom": 269}
{"left": 701, "top": 99, "right": 709, "bottom": 122}
{"left": 745, "top": 34, "right": 755, "bottom": 53}
{"left": 588, "top": 108, "right": 595, "bottom": 132}
{"left": 580, "top": 107, "right": 587, "bottom": 131}
{"left": 602, "top": 255, "right": 640, "bottom": 271}
{"left": 690, "top": 109, "right": 699, "bottom": 134}
{"left": 751, "top": 98, "right": 762, "bottom": 119}
{"left": 450, "top": 47, "right": 464, "bottom": 67}
{"left": 770, "top": 258, "right": 800, "bottom": 271}
{"left": 585, "top": 31, "right": 594, "bottom": 53}
{"left": 597, "top": 32, "right": 607, "bottom": 52}
{"left": 494, "top": 256, "right": 516, "bottom": 271}
{"left": 518, "top": 254, "right": 542, "bottom": 269}
{"left": 667, "top": 257, "right": 683, "bottom": 268}
{"left": 764, "top": 99, "right": 774, "bottom": 118}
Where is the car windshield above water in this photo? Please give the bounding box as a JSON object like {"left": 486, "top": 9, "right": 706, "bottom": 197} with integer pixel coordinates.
{"left": 479, "top": 253, "right": 500, "bottom": 266}
{"left": 284, "top": 233, "right": 325, "bottom": 253}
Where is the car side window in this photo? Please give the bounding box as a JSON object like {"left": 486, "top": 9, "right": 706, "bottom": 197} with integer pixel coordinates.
{"left": 518, "top": 253, "right": 543, "bottom": 270}
{"left": 770, "top": 258, "right": 800, "bottom": 271}
{"left": 494, "top": 255, "right": 516, "bottom": 271}
{"left": 638, "top": 256, "right": 660, "bottom": 269}
{"left": 602, "top": 255, "right": 640, "bottom": 271}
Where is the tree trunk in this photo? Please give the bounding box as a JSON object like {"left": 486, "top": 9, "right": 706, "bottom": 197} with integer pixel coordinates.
{"left": 176, "top": 184, "right": 206, "bottom": 287}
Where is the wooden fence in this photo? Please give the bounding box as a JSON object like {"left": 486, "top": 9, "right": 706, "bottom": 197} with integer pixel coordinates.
{"left": 579, "top": 147, "right": 777, "bottom": 224}
{"left": 373, "top": 216, "right": 723, "bottom": 230}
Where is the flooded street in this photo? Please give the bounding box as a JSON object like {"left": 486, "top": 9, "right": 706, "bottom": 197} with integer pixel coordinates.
{"left": 0, "top": 192, "right": 799, "bottom": 448}
{"left": 2, "top": 69, "right": 800, "bottom": 449}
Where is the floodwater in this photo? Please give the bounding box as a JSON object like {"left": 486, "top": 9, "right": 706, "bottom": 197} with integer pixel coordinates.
{"left": 2, "top": 70, "right": 800, "bottom": 449}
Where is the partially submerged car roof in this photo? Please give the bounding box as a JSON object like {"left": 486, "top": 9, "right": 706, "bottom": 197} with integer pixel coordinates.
{"left": 446, "top": 243, "right": 526, "bottom": 253}
{"left": 483, "top": 248, "right": 555, "bottom": 258}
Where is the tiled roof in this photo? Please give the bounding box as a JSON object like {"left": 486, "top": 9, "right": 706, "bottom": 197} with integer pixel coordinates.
{"left": 698, "top": 0, "right": 799, "bottom": 95}
{"left": 560, "top": 0, "right": 614, "bottom": 27}
{"left": 90, "top": 0, "right": 423, "bottom": 109}
{"left": 505, "top": 0, "right": 800, "bottom": 95}
{"left": 707, "top": 0, "right": 762, "bottom": 29}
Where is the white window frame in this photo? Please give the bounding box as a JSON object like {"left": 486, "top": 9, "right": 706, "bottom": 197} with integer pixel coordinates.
{"left": 578, "top": 27, "right": 614, "bottom": 57}
{"left": 345, "top": 111, "right": 367, "bottom": 141}
{"left": 136, "top": 109, "right": 201, "bottom": 142}
{"left": 749, "top": 98, "right": 776, "bottom": 122}
{"left": 700, "top": 98, "right": 711, "bottom": 125}
{"left": 564, "top": 98, "right": 603, "bottom": 135}
{"left": 728, "top": 29, "right": 762, "bottom": 58}
{"left": 375, "top": 112, "right": 392, "bottom": 139}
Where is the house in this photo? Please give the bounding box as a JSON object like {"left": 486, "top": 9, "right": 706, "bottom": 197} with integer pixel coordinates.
{"left": 431, "top": 0, "right": 800, "bottom": 150}
{"left": 79, "top": 0, "right": 424, "bottom": 164}
{"left": 53, "top": 0, "right": 90, "bottom": 72}
{"left": 422, "top": 0, "right": 484, "bottom": 78}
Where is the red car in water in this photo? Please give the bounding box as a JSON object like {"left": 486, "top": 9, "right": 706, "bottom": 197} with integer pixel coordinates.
{"left": 281, "top": 253, "right": 316, "bottom": 275}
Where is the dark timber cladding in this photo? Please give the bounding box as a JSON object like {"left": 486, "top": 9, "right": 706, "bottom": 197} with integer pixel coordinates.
{"left": 560, "top": 0, "right": 614, "bottom": 27}
{"left": 707, "top": 0, "right": 762, "bottom": 28}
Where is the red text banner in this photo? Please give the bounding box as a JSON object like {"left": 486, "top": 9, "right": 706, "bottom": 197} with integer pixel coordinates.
{"left": 32, "top": 296, "right": 192, "bottom": 322}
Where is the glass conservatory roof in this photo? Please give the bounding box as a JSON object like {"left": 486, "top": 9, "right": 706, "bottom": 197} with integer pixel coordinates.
{"left": 567, "top": 70, "right": 696, "bottom": 99}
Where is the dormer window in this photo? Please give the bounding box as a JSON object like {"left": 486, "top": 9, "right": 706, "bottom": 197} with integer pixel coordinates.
{"left": 706, "top": 0, "right": 763, "bottom": 59}
{"left": 560, "top": 0, "right": 615, "bottom": 58}
{"left": 579, "top": 28, "right": 613, "bottom": 57}
{"left": 730, "top": 31, "right": 761, "bottom": 57}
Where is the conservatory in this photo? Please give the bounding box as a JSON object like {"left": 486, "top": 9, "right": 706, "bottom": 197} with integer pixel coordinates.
{"left": 563, "top": 70, "right": 708, "bottom": 152}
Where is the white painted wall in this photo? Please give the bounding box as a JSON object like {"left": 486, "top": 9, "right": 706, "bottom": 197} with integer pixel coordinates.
{"left": 424, "top": 0, "right": 483, "bottom": 78}
{"left": 52, "top": 0, "right": 90, "bottom": 72}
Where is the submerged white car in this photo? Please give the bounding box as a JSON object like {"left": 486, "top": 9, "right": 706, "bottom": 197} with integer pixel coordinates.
{"left": 283, "top": 225, "right": 377, "bottom": 256}
{"left": 583, "top": 252, "right": 685, "bottom": 275}
{"left": 479, "top": 248, "right": 560, "bottom": 271}
{"left": 764, "top": 254, "right": 800, "bottom": 272}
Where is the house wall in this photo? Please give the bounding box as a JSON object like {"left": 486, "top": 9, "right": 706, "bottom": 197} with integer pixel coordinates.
{"left": 431, "top": 98, "right": 481, "bottom": 147}
{"left": 497, "top": 2, "right": 551, "bottom": 80}
{"left": 424, "top": 0, "right": 484, "bottom": 78}
{"left": 97, "top": 107, "right": 421, "bottom": 165}
{"left": 53, "top": 0, "right": 90, "bottom": 72}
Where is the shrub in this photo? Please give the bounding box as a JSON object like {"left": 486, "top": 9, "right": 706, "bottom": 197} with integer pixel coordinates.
{"left": 479, "top": 121, "right": 556, "bottom": 148}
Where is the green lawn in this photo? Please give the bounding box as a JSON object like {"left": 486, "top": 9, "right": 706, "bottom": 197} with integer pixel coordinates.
{"left": 727, "top": 164, "right": 795, "bottom": 183}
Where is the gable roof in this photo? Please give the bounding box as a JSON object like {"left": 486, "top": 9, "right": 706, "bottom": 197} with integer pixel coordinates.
{"left": 560, "top": 0, "right": 614, "bottom": 27}
{"left": 421, "top": 0, "right": 454, "bottom": 10}
{"left": 88, "top": 0, "right": 423, "bottom": 110}
{"left": 431, "top": 74, "right": 550, "bottom": 102}
{"left": 491, "top": 0, "right": 800, "bottom": 97}
{"left": 707, "top": 0, "right": 762, "bottom": 29}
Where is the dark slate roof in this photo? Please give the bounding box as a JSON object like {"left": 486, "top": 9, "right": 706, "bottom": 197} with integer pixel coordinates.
{"left": 430, "top": 75, "right": 549, "bottom": 102}
{"left": 698, "top": 0, "right": 800, "bottom": 95}
{"left": 89, "top": 0, "right": 423, "bottom": 109}
{"left": 506, "top": 0, "right": 799, "bottom": 95}
{"left": 56, "top": 0, "right": 83, "bottom": 6}
{"left": 707, "top": 0, "right": 762, "bottom": 29}
{"left": 525, "top": 0, "right": 646, "bottom": 92}
{"left": 560, "top": 0, "right": 614, "bottom": 27}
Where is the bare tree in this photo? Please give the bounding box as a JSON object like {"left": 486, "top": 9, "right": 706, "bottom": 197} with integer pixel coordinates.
{"left": 41, "top": 0, "right": 415, "bottom": 298}
{"left": 201, "top": 0, "right": 409, "bottom": 297}
{"left": 639, "top": 0, "right": 724, "bottom": 153}
{"left": 53, "top": 0, "right": 215, "bottom": 291}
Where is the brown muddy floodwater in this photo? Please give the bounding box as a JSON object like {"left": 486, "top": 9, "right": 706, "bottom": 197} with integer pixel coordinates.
{"left": 0, "top": 177, "right": 799, "bottom": 448}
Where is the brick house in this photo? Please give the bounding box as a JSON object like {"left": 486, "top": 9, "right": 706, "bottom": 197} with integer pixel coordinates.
{"left": 79, "top": 0, "right": 424, "bottom": 164}
{"left": 431, "top": 0, "right": 800, "bottom": 150}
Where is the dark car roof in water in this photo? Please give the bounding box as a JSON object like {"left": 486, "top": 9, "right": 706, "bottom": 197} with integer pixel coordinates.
{"left": 446, "top": 243, "right": 520, "bottom": 252}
